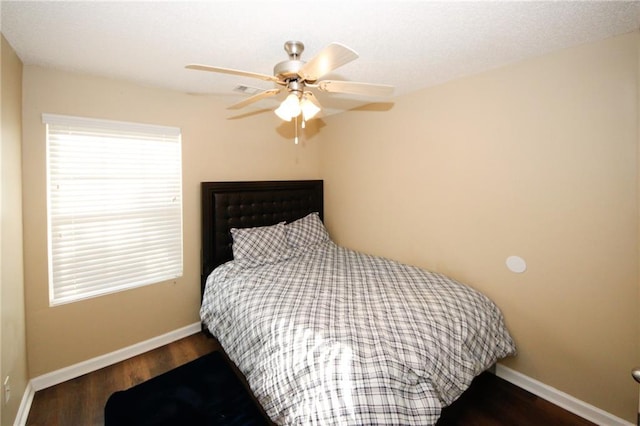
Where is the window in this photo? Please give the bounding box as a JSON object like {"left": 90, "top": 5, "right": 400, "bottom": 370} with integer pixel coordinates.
{"left": 43, "top": 114, "right": 183, "bottom": 306}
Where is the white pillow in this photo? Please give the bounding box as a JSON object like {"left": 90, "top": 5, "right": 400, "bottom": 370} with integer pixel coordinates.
{"left": 285, "top": 212, "right": 329, "bottom": 248}
{"left": 231, "top": 222, "right": 288, "bottom": 260}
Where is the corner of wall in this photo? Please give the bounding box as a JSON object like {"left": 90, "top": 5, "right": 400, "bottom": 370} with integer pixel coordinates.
{"left": 1, "top": 33, "right": 28, "bottom": 426}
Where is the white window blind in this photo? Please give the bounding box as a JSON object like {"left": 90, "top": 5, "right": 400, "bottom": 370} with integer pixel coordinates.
{"left": 43, "top": 114, "right": 183, "bottom": 306}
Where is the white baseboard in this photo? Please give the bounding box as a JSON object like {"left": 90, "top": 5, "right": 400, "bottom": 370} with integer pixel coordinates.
{"left": 495, "top": 363, "right": 634, "bottom": 426}
{"left": 13, "top": 381, "right": 34, "bottom": 426}
{"left": 30, "top": 322, "right": 201, "bottom": 392}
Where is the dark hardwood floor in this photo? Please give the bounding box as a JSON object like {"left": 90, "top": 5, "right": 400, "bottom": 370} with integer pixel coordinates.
{"left": 26, "top": 332, "right": 595, "bottom": 426}
{"left": 436, "top": 372, "right": 595, "bottom": 426}
{"left": 26, "top": 332, "right": 219, "bottom": 426}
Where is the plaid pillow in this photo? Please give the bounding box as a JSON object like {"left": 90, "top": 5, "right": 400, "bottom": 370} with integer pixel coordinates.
{"left": 286, "top": 212, "right": 329, "bottom": 248}
{"left": 231, "top": 222, "right": 288, "bottom": 260}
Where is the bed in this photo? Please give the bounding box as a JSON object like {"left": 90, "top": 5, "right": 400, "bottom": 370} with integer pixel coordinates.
{"left": 200, "top": 180, "right": 516, "bottom": 425}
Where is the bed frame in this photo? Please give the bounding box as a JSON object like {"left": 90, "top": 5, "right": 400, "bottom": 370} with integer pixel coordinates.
{"left": 200, "top": 180, "right": 324, "bottom": 297}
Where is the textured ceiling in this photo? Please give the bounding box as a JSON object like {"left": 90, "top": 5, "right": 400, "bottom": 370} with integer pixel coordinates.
{"left": 2, "top": 1, "right": 639, "bottom": 116}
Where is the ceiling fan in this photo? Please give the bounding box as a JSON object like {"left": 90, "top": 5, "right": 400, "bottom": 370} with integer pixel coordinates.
{"left": 186, "top": 41, "right": 394, "bottom": 124}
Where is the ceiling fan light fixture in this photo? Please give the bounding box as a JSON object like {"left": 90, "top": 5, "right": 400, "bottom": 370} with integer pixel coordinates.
{"left": 275, "top": 93, "right": 302, "bottom": 121}
{"left": 300, "top": 96, "right": 321, "bottom": 121}
{"left": 274, "top": 105, "right": 293, "bottom": 121}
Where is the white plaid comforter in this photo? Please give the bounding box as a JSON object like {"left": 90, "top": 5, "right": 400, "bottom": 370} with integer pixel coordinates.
{"left": 201, "top": 242, "right": 516, "bottom": 425}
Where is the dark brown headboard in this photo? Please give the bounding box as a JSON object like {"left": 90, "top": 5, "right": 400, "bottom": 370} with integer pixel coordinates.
{"left": 201, "top": 180, "right": 323, "bottom": 296}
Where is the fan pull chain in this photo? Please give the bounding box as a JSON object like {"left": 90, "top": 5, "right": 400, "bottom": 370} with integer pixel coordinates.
{"left": 294, "top": 116, "right": 299, "bottom": 144}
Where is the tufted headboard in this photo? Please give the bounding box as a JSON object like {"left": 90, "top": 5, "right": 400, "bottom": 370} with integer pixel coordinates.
{"left": 200, "top": 180, "right": 323, "bottom": 297}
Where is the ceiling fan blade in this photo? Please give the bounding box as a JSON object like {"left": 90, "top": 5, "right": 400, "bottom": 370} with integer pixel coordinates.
{"left": 304, "top": 91, "right": 322, "bottom": 108}
{"left": 299, "top": 43, "right": 359, "bottom": 82}
{"left": 227, "top": 88, "right": 281, "bottom": 110}
{"left": 317, "top": 80, "right": 394, "bottom": 97}
{"left": 186, "top": 64, "right": 279, "bottom": 83}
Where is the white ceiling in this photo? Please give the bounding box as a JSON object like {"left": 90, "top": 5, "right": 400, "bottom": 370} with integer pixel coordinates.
{"left": 2, "top": 1, "right": 639, "bottom": 116}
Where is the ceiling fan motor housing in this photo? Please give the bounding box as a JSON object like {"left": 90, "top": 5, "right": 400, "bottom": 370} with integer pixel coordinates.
{"left": 274, "top": 40, "right": 309, "bottom": 83}
{"left": 274, "top": 59, "right": 305, "bottom": 81}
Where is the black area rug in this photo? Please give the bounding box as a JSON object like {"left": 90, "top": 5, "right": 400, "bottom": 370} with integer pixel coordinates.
{"left": 104, "top": 351, "right": 270, "bottom": 426}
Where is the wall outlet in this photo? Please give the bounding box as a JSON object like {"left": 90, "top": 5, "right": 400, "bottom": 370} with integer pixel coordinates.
{"left": 3, "top": 376, "right": 10, "bottom": 404}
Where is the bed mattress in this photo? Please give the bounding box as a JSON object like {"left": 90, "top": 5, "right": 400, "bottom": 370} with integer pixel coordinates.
{"left": 201, "top": 241, "right": 516, "bottom": 425}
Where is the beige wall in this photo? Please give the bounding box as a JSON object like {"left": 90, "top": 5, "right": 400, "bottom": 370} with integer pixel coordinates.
{"left": 321, "top": 32, "right": 639, "bottom": 422}
{"left": 1, "top": 34, "right": 28, "bottom": 426}
{"left": 21, "top": 65, "right": 322, "bottom": 377}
